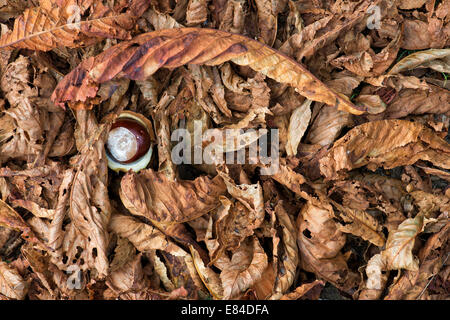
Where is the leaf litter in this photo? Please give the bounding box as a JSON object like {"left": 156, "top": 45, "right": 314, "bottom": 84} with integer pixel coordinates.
{"left": 0, "top": 0, "right": 448, "bottom": 300}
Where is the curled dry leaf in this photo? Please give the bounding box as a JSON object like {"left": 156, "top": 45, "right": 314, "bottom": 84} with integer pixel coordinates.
{"left": 389, "top": 49, "right": 450, "bottom": 75}
{"left": 51, "top": 28, "right": 364, "bottom": 115}
{"left": 254, "top": 0, "right": 277, "bottom": 46}
{"left": 0, "top": 199, "right": 46, "bottom": 248}
{"left": 331, "top": 201, "right": 386, "bottom": 247}
{"left": 286, "top": 99, "right": 312, "bottom": 156}
{"left": 106, "top": 252, "right": 150, "bottom": 297}
{"left": 280, "top": 280, "right": 324, "bottom": 300}
{"left": 319, "top": 120, "right": 450, "bottom": 180}
{"left": 381, "top": 213, "right": 431, "bottom": 271}
{"left": 0, "top": 260, "right": 28, "bottom": 300}
{"left": 186, "top": 0, "right": 208, "bottom": 26}
{"left": 398, "top": 0, "right": 428, "bottom": 10}
{"left": 359, "top": 253, "right": 388, "bottom": 300}
{"left": 296, "top": 199, "right": 358, "bottom": 292}
{"left": 384, "top": 222, "right": 449, "bottom": 300}
{"left": 220, "top": 236, "right": 268, "bottom": 299}
{"left": 218, "top": 168, "right": 265, "bottom": 231}
{"left": 306, "top": 106, "right": 353, "bottom": 146}
{"left": 47, "top": 110, "right": 111, "bottom": 278}
{"left": 190, "top": 245, "right": 224, "bottom": 299}
{"left": 218, "top": 0, "right": 246, "bottom": 35}
{"left": 1, "top": 0, "right": 449, "bottom": 302}
{"left": 120, "top": 169, "right": 226, "bottom": 224}
{"left": 110, "top": 214, "right": 205, "bottom": 297}
{"left": 383, "top": 85, "right": 450, "bottom": 119}
{"left": 332, "top": 28, "right": 402, "bottom": 77}
{"left": 109, "top": 214, "right": 176, "bottom": 253}
{"left": 270, "top": 202, "right": 299, "bottom": 299}
{"left": 0, "top": 56, "right": 44, "bottom": 163}
{"left": 0, "top": 0, "right": 150, "bottom": 51}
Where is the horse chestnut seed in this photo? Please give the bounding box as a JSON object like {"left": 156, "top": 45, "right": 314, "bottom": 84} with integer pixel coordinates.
{"left": 106, "top": 118, "right": 151, "bottom": 164}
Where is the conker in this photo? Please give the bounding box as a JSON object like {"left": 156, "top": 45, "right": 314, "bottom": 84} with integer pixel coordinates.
{"left": 107, "top": 118, "right": 151, "bottom": 164}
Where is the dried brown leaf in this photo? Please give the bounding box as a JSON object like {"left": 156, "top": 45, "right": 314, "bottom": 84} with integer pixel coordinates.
{"left": 389, "top": 49, "right": 450, "bottom": 75}
{"left": 120, "top": 169, "right": 226, "bottom": 224}
{"left": 0, "top": 260, "right": 28, "bottom": 300}
{"left": 319, "top": 120, "right": 450, "bottom": 180}
{"left": 0, "top": 0, "right": 150, "bottom": 51}
{"left": 296, "top": 199, "right": 358, "bottom": 292}
{"left": 0, "top": 199, "right": 46, "bottom": 248}
{"left": 220, "top": 236, "right": 268, "bottom": 299}
{"left": 286, "top": 99, "right": 312, "bottom": 156}
{"left": 270, "top": 202, "right": 299, "bottom": 299}
{"left": 332, "top": 201, "right": 386, "bottom": 247}
{"left": 52, "top": 28, "right": 364, "bottom": 115}
{"left": 280, "top": 280, "right": 324, "bottom": 300}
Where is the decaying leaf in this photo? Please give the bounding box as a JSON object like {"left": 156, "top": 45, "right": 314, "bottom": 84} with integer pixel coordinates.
{"left": 286, "top": 99, "right": 312, "bottom": 156}
{"left": 320, "top": 120, "right": 450, "bottom": 180}
{"left": 120, "top": 169, "right": 226, "bottom": 224}
{"left": 1, "top": 0, "right": 449, "bottom": 302}
{"left": 382, "top": 213, "right": 429, "bottom": 271}
{"left": 0, "top": 199, "right": 46, "bottom": 248}
{"left": 331, "top": 201, "right": 386, "bottom": 247}
{"left": 270, "top": 202, "right": 299, "bottom": 299}
{"left": 0, "top": 0, "right": 150, "bottom": 51}
{"left": 384, "top": 222, "right": 449, "bottom": 300}
{"left": 220, "top": 236, "right": 268, "bottom": 299}
{"left": 51, "top": 28, "right": 364, "bottom": 115}
{"left": 0, "top": 260, "right": 28, "bottom": 299}
{"left": 296, "top": 199, "right": 359, "bottom": 292}
{"left": 280, "top": 280, "right": 324, "bottom": 300}
{"left": 389, "top": 49, "right": 450, "bottom": 75}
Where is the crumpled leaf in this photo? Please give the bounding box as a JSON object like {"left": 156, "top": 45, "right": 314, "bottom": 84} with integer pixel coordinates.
{"left": 331, "top": 201, "right": 386, "bottom": 247}
{"left": 398, "top": 0, "right": 428, "bottom": 10}
{"left": 206, "top": 196, "right": 256, "bottom": 262}
{"left": 254, "top": 0, "right": 277, "bottom": 46}
{"left": 220, "top": 236, "right": 268, "bottom": 299}
{"left": 47, "top": 110, "right": 111, "bottom": 279}
{"left": 0, "top": 260, "right": 28, "bottom": 300}
{"left": 0, "top": 0, "right": 150, "bottom": 51}
{"left": 2, "top": 0, "right": 449, "bottom": 301}
{"left": 186, "top": 0, "right": 208, "bottom": 26}
{"left": 306, "top": 104, "right": 353, "bottom": 146}
{"left": 144, "top": 8, "right": 184, "bottom": 30}
{"left": 402, "top": 19, "right": 448, "bottom": 50}
{"left": 359, "top": 253, "right": 388, "bottom": 300}
{"left": 120, "top": 169, "right": 226, "bottom": 224}
{"left": 270, "top": 202, "right": 299, "bottom": 299}
{"left": 384, "top": 222, "right": 449, "bottom": 300}
{"left": 110, "top": 214, "right": 177, "bottom": 253}
{"left": 389, "top": 49, "right": 450, "bottom": 75}
{"left": 218, "top": 0, "right": 246, "bottom": 35}
{"left": 353, "top": 94, "right": 387, "bottom": 115}
{"left": 280, "top": 280, "right": 324, "bottom": 300}
{"left": 319, "top": 120, "right": 450, "bottom": 180}
{"left": 51, "top": 28, "right": 364, "bottom": 115}
{"left": 0, "top": 56, "right": 44, "bottom": 163}
{"left": 110, "top": 213, "right": 205, "bottom": 298}
{"left": 296, "top": 199, "right": 358, "bottom": 292}
{"left": 218, "top": 168, "right": 265, "bottom": 231}
{"left": 0, "top": 199, "right": 47, "bottom": 248}
{"left": 383, "top": 84, "right": 450, "bottom": 118}
{"left": 332, "top": 28, "right": 402, "bottom": 77}
{"left": 106, "top": 252, "right": 150, "bottom": 297}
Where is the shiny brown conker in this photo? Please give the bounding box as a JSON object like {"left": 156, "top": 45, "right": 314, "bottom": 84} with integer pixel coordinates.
{"left": 107, "top": 118, "right": 151, "bottom": 164}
